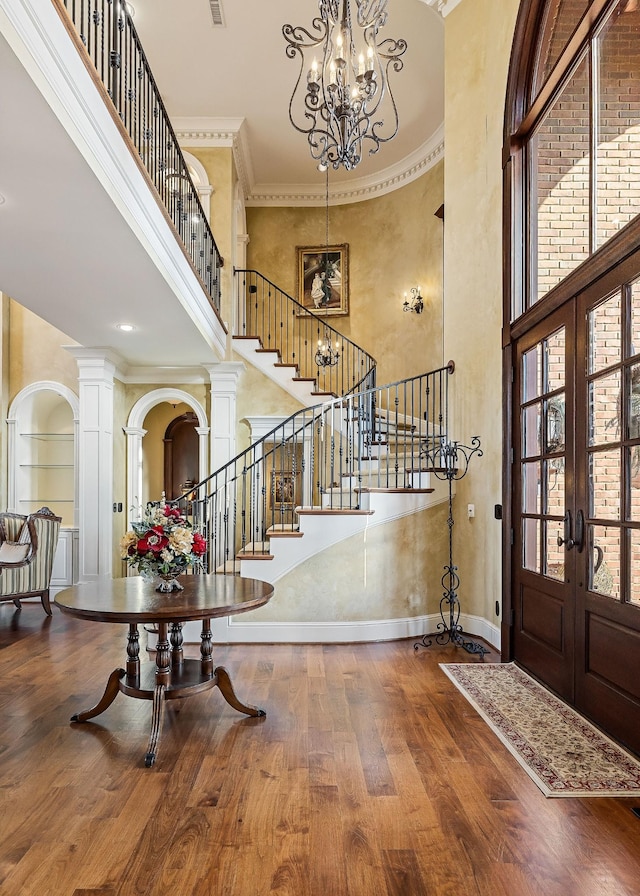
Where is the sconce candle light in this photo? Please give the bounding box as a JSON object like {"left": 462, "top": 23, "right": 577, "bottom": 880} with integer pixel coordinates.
{"left": 403, "top": 286, "right": 424, "bottom": 314}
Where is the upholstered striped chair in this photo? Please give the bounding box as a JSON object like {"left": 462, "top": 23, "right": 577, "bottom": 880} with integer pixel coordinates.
{"left": 0, "top": 507, "right": 62, "bottom": 616}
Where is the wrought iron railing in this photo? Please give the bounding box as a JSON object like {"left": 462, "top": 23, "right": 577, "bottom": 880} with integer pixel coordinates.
{"left": 234, "top": 270, "right": 377, "bottom": 398}
{"left": 59, "top": 0, "right": 223, "bottom": 314}
{"left": 175, "top": 363, "right": 454, "bottom": 574}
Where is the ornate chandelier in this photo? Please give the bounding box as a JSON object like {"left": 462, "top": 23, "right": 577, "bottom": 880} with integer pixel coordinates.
{"left": 315, "top": 330, "right": 340, "bottom": 367}
{"left": 283, "top": 0, "right": 407, "bottom": 172}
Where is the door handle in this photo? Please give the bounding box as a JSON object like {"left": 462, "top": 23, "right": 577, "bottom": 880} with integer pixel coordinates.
{"left": 557, "top": 510, "right": 575, "bottom": 550}
{"left": 574, "top": 509, "right": 585, "bottom": 553}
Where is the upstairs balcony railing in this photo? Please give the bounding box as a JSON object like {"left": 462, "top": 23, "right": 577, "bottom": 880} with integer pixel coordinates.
{"left": 174, "top": 363, "right": 454, "bottom": 574}
{"left": 235, "top": 269, "right": 377, "bottom": 398}
{"left": 59, "top": 0, "right": 223, "bottom": 315}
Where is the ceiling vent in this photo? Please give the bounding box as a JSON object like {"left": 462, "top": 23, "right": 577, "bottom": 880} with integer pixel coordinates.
{"left": 209, "top": 0, "right": 225, "bottom": 27}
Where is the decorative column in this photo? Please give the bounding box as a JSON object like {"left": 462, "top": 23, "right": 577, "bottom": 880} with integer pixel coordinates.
{"left": 123, "top": 426, "right": 146, "bottom": 528}
{"left": 67, "top": 348, "right": 119, "bottom": 582}
{"left": 204, "top": 362, "right": 245, "bottom": 473}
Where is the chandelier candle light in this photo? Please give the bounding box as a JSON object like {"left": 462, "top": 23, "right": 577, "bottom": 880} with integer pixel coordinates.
{"left": 120, "top": 498, "right": 206, "bottom": 592}
{"left": 315, "top": 329, "right": 340, "bottom": 367}
{"left": 283, "top": 0, "right": 407, "bottom": 171}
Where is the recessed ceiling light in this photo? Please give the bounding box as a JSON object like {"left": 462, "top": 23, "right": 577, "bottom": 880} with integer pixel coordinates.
{"left": 116, "top": 323, "right": 135, "bottom": 332}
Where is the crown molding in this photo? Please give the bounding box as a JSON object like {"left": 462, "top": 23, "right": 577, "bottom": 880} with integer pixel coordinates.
{"left": 174, "top": 117, "right": 444, "bottom": 207}
{"left": 173, "top": 116, "right": 255, "bottom": 201}
{"left": 247, "top": 125, "right": 444, "bottom": 207}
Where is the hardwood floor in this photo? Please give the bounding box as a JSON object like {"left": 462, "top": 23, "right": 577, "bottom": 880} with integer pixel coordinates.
{"left": 1, "top": 603, "right": 640, "bottom": 896}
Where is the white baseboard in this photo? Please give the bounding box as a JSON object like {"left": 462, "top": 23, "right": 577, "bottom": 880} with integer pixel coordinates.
{"left": 177, "top": 612, "right": 500, "bottom": 650}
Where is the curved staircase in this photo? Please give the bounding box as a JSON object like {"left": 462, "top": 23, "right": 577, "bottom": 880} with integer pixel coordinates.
{"left": 176, "top": 333, "right": 455, "bottom": 585}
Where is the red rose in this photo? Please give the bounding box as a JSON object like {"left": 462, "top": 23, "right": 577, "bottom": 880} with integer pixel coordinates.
{"left": 192, "top": 533, "right": 206, "bottom": 555}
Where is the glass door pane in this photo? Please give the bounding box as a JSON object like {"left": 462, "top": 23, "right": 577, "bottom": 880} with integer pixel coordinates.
{"left": 520, "top": 327, "right": 567, "bottom": 581}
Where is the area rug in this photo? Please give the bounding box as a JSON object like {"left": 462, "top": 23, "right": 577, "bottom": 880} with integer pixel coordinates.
{"left": 440, "top": 662, "right": 640, "bottom": 797}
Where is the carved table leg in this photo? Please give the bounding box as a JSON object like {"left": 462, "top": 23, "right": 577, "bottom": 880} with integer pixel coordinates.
{"left": 200, "top": 618, "right": 213, "bottom": 676}
{"left": 144, "top": 683, "right": 167, "bottom": 767}
{"left": 214, "top": 666, "right": 266, "bottom": 717}
{"left": 143, "top": 622, "right": 171, "bottom": 767}
{"left": 126, "top": 623, "right": 140, "bottom": 678}
{"left": 170, "top": 622, "right": 183, "bottom": 669}
{"left": 71, "top": 668, "right": 125, "bottom": 722}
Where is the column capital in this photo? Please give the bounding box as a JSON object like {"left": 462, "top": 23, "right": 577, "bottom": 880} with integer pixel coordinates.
{"left": 204, "top": 362, "right": 245, "bottom": 389}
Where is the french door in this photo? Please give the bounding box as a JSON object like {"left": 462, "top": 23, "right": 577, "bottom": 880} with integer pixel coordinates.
{"left": 512, "top": 261, "right": 640, "bottom": 754}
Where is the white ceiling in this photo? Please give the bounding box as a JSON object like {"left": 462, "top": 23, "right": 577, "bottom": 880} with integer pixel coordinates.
{"left": 129, "top": 0, "right": 445, "bottom": 198}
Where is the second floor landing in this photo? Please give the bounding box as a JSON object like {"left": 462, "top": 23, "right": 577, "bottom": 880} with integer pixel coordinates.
{"left": 0, "top": 0, "right": 227, "bottom": 369}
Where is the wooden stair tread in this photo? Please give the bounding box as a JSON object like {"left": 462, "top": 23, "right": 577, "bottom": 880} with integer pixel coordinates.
{"left": 215, "top": 561, "right": 241, "bottom": 574}
{"left": 405, "top": 466, "right": 453, "bottom": 474}
{"left": 267, "top": 530, "right": 304, "bottom": 538}
{"left": 296, "top": 508, "right": 374, "bottom": 516}
{"left": 356, "top": 487, "right": 435, "bottom": 494}
{"left": 235, "top": 551, "right": 273, "bottom": 560}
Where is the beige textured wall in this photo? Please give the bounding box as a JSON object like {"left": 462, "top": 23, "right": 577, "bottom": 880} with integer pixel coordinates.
{"left": 188, "top": 147, "right": 235, "bottom": 332}
{"left": 6, "top": 300, "right": 79, "bottom": 399}
{"left": 247, "top": 502, "right": 450, "bottom": 624}
{"left": 246, "top": 163, "right": 445, "bottom": 386}
{"left": 443, "top": 0, "right": 520, "bottom": 628}
{"left": 233, "top": 356, "right": 303, "bottom": 455}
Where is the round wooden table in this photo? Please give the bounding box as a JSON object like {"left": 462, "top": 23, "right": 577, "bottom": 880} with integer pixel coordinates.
{"left": 54, "top": 575, "right": 273, "bottom": 767}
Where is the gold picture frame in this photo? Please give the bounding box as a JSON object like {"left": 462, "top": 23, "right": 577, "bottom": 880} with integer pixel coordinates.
{"left": 297, "top": 243, "right": 349, "bottom": 316}
{"left": 272, "top": 470, "right": 295, "bottom": 510}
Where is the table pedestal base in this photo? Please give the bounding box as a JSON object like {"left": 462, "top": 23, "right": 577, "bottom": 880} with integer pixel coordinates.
{"left": 70, "top": 621, "right": 265, "bottom": 767}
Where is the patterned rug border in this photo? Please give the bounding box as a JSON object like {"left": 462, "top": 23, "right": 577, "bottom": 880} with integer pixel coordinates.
{"left": 440, "top": 662, "right": 640, "bottom": 798}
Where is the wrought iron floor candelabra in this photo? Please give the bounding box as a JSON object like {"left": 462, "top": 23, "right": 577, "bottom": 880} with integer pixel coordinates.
{"left": 414, "top": 436, "right": 489, "bottom": 658}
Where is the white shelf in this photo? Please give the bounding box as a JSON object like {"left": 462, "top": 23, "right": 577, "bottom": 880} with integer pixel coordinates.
{"left": 21, "top": 432, "right": 74, "bottom": 441}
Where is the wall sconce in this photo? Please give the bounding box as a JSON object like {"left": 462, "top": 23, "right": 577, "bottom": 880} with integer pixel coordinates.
{"left": 403, "top": 286, "right": 424, "bottom": 314}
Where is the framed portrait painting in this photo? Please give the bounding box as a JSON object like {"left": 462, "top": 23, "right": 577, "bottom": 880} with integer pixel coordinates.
{"left": 272, "top": 471, "right": 295, "bottom": 510}
{"left": 297, "top": 243, "right": 349, "bottom": 316}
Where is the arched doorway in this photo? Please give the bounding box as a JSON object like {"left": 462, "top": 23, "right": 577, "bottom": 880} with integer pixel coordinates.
{"left": 163, "top": 411, "right": 199, "bottom": 501}
{"left": 504, "top": 0, "right": 640, "bottom": 753}
{"left": 124, "top": 390, "right": 209, "bottom": 527}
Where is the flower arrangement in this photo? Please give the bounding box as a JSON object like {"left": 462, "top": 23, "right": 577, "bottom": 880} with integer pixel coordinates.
{"left": 120, "top": 500, "right": 206, "bottom": 590}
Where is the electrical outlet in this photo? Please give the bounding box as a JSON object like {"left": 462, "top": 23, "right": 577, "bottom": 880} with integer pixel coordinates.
{"left": 467, "top": 503, "right": 475, "bottom": 518}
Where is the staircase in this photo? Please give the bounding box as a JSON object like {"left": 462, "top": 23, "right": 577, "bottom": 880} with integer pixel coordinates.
{"left": 233, "top": 270, "right": 376, "bottom": 403}
{"left": 176, "top": 362, "right": 455, "bottom": 583}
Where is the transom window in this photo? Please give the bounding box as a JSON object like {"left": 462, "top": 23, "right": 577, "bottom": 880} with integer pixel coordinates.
{"left": 513, "top": 0, "right": 640, "bottom": 318}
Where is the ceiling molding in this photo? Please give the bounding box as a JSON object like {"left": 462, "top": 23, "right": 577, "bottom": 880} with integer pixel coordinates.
{"left": 421, "top": 0, "right": 465, "bottom": 16}
{"left": 246, "top": 125, "right": 444, "bottom": 207}
{"left": 175, "top": 118, "right": 444, "bottom": 207}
